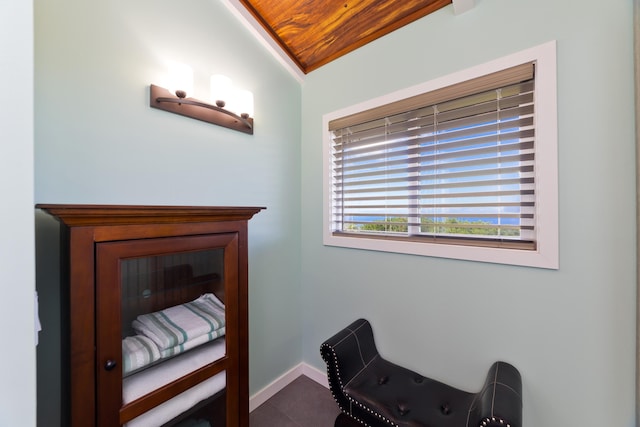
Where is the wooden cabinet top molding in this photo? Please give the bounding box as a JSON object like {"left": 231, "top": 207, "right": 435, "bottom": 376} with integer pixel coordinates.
{"left": 36, "top": 204, "right": 265, "bottom": 226}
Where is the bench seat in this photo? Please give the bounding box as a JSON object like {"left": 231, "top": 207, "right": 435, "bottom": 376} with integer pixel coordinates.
{"left": 320, "top": 319, "right": 522, "bottom": 427}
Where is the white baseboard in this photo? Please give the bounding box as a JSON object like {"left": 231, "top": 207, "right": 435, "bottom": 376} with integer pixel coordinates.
{"left": 301, "top": 363, "right": 328, "bottom": 388}
{"left": 249, "top": 363, "right": 328, "bottom": 412}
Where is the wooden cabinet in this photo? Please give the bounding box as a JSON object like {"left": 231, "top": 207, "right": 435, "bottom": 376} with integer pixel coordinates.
{"left": 37, "top": 205, "right": 263, "bottom": 427}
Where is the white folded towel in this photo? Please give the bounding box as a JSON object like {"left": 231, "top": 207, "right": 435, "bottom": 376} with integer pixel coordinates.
{"left": 132, "top": 293, "right": 225, "bottom": 350}
{"left": 160, "top": 326, "right": 226, "bottom": 359}
{"left": 122, "top": 335, "right": 161, "bottom": 374}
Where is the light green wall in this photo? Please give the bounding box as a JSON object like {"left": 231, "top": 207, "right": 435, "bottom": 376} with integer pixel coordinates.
{"left": 0, "top": 1, "right": 35, "bottom": 426}
{"left": 34, "top": 0, "right": 302, "bottom": 422}
{"left": 301, "top": 1, "right": 636, "bottom": 426}
{"left": 30, "top": 0, "right": 638, "bottom": 425}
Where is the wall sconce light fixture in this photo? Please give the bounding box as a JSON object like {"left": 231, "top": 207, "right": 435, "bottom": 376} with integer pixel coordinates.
{"left": 150, "top": 65, "right": 254, "bottom": 135}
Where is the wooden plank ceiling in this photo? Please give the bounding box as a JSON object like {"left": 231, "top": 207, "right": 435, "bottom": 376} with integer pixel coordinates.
{"left": 239, "top": 0, "right": 452, "bottom": 74}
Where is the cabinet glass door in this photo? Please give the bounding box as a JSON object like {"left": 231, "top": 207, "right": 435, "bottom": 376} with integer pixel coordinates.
{"left": 96, "top": 233, "right": 238, "bottom": 427}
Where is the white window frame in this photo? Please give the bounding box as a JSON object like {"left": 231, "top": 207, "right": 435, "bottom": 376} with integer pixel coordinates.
{"left": 322, "top": 41, "right": 558, "bottom": 269}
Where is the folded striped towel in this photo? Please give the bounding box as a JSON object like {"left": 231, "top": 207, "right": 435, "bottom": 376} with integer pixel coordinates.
{"left": 160, "top": 326, "right": 226, "bottom": 359}
{"left": 122, "top": 335, "right": 161, "bottom": 374}
{"left": 132, "top": 293, "right": 225, "bottom": 351}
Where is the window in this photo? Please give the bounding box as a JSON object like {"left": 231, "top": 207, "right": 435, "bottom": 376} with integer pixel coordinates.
{"left": 323, "top": 41, "right": 558, "bottom": 269}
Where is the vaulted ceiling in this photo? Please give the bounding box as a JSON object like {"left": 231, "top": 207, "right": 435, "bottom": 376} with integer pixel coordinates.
{"left": 238, "top": 0, "right": 453, "bottom": 74}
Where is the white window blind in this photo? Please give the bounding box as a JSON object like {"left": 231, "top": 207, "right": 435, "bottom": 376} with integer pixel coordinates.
{"left": 329, "top": 62, "right": 536, "bottom": 250}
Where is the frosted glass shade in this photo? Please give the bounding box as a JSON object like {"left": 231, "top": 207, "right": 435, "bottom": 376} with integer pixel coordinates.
{"left": 210, "top": 75, "right": 233, "bottom": 106}
{"left": 234, "top": 89, "right": 254, "bottom": 118}
{"left": 167, "top": 63, "right": 193, "bottom": 98}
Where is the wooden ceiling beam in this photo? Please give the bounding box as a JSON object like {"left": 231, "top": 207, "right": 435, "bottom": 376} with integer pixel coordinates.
{"left": 237, "top": 0, "right": 452, "bottom": 74}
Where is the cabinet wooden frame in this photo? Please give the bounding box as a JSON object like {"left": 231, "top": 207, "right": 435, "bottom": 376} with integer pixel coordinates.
{"left": 37, "top": 204, "right": 264, "bottom": 427}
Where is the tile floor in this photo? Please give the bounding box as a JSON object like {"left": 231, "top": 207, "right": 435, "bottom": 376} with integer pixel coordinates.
{"left": 249, "top": 375, "right": 341, "bottom": 427}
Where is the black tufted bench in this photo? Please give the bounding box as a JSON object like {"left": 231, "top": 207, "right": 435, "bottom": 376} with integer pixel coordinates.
{"left": 320, "top": 319, "right": 522, "bottom": 427}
